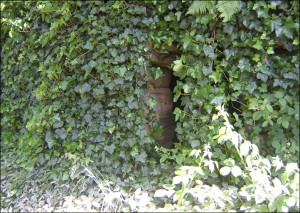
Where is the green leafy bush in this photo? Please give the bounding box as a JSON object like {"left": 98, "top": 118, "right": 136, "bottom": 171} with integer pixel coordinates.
{"left": 153, "top": 105, "right": 299, "bottom": 212}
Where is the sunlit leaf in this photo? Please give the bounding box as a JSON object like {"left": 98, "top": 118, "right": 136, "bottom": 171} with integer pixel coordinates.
{"left": 224, "top": 158, "right": 235, "bottom": 167}
{"left": 220, "top": 166, "right": 231, "bottom": 176}
{"left": 173, "top": 176, "right": 182, "bottom": 185}
{"left": 231, "top": 166, "right": 242, "bottom": 177}
{"left": 173, "top": 60, "right": 183, "bottom": 72}
{"left": 240, "top": 141, "right": 250, "bottom": 156}
{"left": 154, "top": 189, "right": 168, "bottom": 198}
{"left": 163, "top": 184, "right": 175, "bottom": 190}
{"left": 173, "top": 191, "right": 184, "bottom": 202}
{"left": 182, "top": 84, "right": 190, "bottom": 93}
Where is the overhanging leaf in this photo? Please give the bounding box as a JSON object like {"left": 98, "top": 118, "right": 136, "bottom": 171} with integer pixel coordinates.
{"left": 217, "top": 1, "right": 241, "bottom": 22}
{"left": 186, "top": 1, "right": 214, "bottom": 15}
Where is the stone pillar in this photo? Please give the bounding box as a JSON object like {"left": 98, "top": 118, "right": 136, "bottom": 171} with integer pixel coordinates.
{"left": 144, "top": 41, "right": 180, "bottom": 148}
{"left": 144, "top": 72, "right": 175, "bottom": 148}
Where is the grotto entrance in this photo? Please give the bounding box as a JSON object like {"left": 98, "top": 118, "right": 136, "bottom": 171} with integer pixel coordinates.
{"left": 144, "top": 41, "right": 181, "bottom": 148}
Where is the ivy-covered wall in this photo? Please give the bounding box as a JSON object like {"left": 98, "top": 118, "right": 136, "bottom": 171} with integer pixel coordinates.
{"left": 1, "top": 1, "right": 158, "bottom": 177}
{"left": 145, "top": 0, "right": 299, "bottom": 162}
{"left": 1, "top": 0, "right": 299, "bottom": 183}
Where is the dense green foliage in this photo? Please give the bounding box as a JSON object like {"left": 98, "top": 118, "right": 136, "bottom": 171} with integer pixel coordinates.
{"left": 153, "top": 106, "right": 299, "bottom": 212}
{"left": 1, "top": 0, "right": 156, "bottom": 175}
{"left": 1, "top": 0, "right": 299, "bottom": 212}
{"left": 168, "top": 0, "right": 299, "bottom": 162}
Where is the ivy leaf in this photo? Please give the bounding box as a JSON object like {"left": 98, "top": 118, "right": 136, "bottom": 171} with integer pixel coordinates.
{"left": 81, "top": 83, "right": 91, "bottom": 93}
{"left": 61, "top": 81, "right": 68, "bottom": 90}
{"left": 62, "top": 172, "right": 69, "bottom": 181}
{"left": 175, "top": 11, "right": 182, "bottom": 21}
{"left": 182, "top": 36, "right": 191, "bottom": 50}
{"left": 45, "top": 131, "right": 56, "bottom": 149}
{"left": 203, "top": 45, "right": 216, "bottom": 59}
{"left": 173, "top": 60, "right": 183, "bottom": 72}
{"left": 175, "top": 169, "right": 186, "bottom": 176}
{"left": 284, "top": 95, "right": 293, "bottom": 104}
{"left": 173, "top": 191, "right": 184, "bottom": 203}
{"left": 160, "top": 154, "right": 168, "bottom": 163}
{"left": 283, "top": 27, "right": 293, "bottom": 39}
{"left": 174, "top": 91, "right": 181, "bottom": 103}
{"left": 268, "top": 195, "right": 285, "bottom": 212}
{"left": 275, "top": 27, "right": 283, "bottom": 37}
{"left": 53, "top": 121, "right": 63, "bottom": 129}
{"left": 175, "top": 155, "right": 183, "bottom": 165}
{"left": 293, "top": 37, "right": 299, "bottom": 45}
{"left": 191, "top": 140, "right": 200, "bottom": 148}
{"left": 224, "top": 49, "right": 234, "bottom": 60}
{"left": 93, "top": 86, "right": 105, "bottom": 97}
{"left": 210, "top": 95, "right": 224, "bottom": 105}
{"left": 275, "top": 91, "right": 285, "bottom": 99}
{"left": 198, "top": 87, "right": 209, "bottom": 99}
{"left": 267, "top": 47, "right": 274, "bottom": 54}
{"left": 83, "top": 41, "right": 94, "bottom": 50}
{"left": 174, "top": 107, "right": 181, "bottom": 121}
{"left": 55, "top": 128, "right": 68, "bottom": 140}
{"left": 253, "top": 40, "right": 263, "bottom": 50}
{"left": 88, "top": 60, "right": 97, "bottom": 68}
{"left": 116, "top": 67, "right": 126, "bottom": 77}
{"left": 104, "top": 144, "right": 115, "bottom": 154}
{"left": 203, "top": 66, "right": 212, "bottom": 76}
{"left": 182, "top": 84, "right": 190, "bottom": 93}
{"left": 255, "top": 204, "right": 269, "bottom": 212}
{"left": 257, "top": 73, "right": 268, "bottom": 82}
{"left": 164, "top": 15, "right": 172, "bottom": 22}
{"left": 153, "top": 67, "right": 163, "bottom": 80}
{"left": 163, "top": 184, "right": 175, "bottom": 190}
{"left": 110, "top": 48, "right": 118, "bottom": 57}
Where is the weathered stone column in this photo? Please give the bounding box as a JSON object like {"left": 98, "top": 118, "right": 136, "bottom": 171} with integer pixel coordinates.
{"left": 144, "top": 41, "right": 180, "bottom": 148}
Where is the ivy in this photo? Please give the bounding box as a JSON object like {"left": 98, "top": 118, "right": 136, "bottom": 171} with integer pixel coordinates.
{"left": 1, "top": 1, "right": 157, "bottom": 176}
{"left": 1, "top": 0, "right": 299, "bottom": 211}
